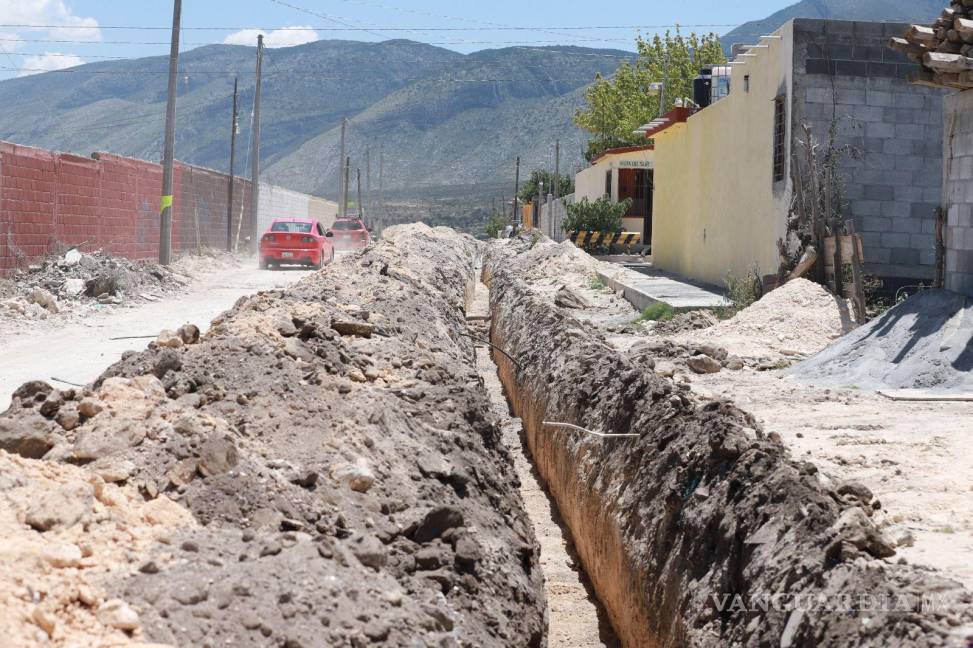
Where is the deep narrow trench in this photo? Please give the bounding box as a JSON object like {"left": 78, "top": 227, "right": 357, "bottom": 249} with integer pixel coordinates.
{"left": 466, "top": 276, "right": 620, "bottom": 647}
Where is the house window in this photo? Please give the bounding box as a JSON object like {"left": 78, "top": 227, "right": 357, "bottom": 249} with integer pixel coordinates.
{"left": 773, "top": 96, "right": 786, "bottom": 183}
{"left": 605, "top": 170, "right": 612, "bottom": 198}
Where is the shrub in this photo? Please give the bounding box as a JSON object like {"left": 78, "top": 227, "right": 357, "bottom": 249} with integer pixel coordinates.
{"left": 636, "top": 301, "right": 675, "bottom": 322}
{"left": 484, "top": 212, "right": 507, "bottom": 239}
{"left": 563, "top": 196, "right": 632, "bottom": 233}
{"left": 716, "top": 265, "right": 763, "bottom": 318}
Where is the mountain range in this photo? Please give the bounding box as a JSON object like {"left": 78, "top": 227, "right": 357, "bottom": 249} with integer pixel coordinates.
{"left": 0, "top": 0, "right": 948, "bottom": 206}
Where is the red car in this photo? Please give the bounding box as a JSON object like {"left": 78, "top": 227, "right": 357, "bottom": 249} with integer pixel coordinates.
{"left": 259, "top": 218, "right": 334, "bottom": 270}
{"left": 328, "top": 217, "right": 371, "bottom": 251}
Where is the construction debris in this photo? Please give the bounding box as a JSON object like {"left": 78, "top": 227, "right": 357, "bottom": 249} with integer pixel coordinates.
{"left": 896, "top": 3, "right": 973, "bottom": 89}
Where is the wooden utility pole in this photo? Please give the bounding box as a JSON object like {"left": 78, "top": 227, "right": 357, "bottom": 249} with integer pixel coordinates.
{"left": 249, "top": 34, "right": 264, "bottom": 253}
{"left": 554, "top": 140, "right": 561, "bottom": 202}
{"left": 338, "top": 117, "right": 347, "bottom": 212}
{"left": 343, "top": 155, "right": 351, "bottom": 216}
{"left": 365, "top": 145, "right": 371, "bottom": 208}
{"left": 159, "top": 0, "right": 182, "bottom": 265}
{"left": 512, "top": 156, "right": 520, "bottom": 225}
{"left": 225, "top": 76, "right": 238, "bottom": 252}
{"left": 356, "top": 168, "right": 364, "bottom": 222}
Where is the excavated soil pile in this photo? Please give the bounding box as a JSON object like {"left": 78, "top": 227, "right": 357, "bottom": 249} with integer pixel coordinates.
{"left": 0, "top": 224, "right": 546, "bottom": 647}
{"left": 485, "top": 239, "right": 973, "bottom": 648}
{"left": 674, "top": 278, "right": 857, "bottom": 359}
{"left": 791, "top": 289, "right": 973, "bottom": 392}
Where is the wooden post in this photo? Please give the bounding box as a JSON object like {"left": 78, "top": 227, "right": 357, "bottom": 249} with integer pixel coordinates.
{"left": 847, "top": 221, "right": 867, "bottom": 321}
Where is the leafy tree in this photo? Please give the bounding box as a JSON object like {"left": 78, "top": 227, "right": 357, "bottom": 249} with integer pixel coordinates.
{"left": 517, "top": 170, "right": 575, "bottom": 203}
{"left": 574, "top": 29, "right": 727, "bottom": 159}
{"left": 484, "top": 211, "right": 508, "bottom": 238}
{"left": 563, "top": 196, "right": 632, "bottom": 233}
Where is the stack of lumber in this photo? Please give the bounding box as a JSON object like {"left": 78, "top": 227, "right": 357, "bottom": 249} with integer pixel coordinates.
{"left": 891, "top": 2, "right": 973, "bottom": 89}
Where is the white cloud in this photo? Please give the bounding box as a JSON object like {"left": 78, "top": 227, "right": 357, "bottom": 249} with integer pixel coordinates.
{"left": 17, "top": 51, "right": 84, "bottom": 76}
{"left": 224, "top": 26, "right": 319, "bottom": 48}
{"left": 0, "top": 1, "right": 102, "bottom": 42}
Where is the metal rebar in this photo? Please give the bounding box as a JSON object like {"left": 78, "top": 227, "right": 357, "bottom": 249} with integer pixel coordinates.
{"left": 51, "top": 377, "right": 85, "bottom": 388}
{"left": 542, "top": 421, "right": 640, "bottom": 438}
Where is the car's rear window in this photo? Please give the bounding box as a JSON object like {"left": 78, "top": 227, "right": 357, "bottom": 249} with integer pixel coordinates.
{"left": 331, "top": 220, "right": 363, "bottom": 231}
{"left": 271, "top": 221, "right": 313, "bottom": 233}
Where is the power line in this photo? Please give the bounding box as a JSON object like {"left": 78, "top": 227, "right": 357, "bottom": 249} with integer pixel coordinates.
{"left": 0, "top": 23, "right": 738, "bottom": 32}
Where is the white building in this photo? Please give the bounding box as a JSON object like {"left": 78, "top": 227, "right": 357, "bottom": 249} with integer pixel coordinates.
{"left": 574, "top": 144, "right": 654, "bottom": 237}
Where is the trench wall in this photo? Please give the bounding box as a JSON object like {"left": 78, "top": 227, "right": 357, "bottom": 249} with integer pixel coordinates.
{"left": 0, "top": 140, "right": 336, "bottom": 275}
{"left": 484, "top": 247, "right": 972, "bottom": 647}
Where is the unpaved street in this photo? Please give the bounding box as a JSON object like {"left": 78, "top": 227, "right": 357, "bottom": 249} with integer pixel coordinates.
{"left": 0, "top": 264, "right": 312, "bottom": 411}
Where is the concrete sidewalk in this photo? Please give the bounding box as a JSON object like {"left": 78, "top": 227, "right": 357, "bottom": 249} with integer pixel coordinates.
{"left": 596, "top": 261, "right": 725, "bottom": 311}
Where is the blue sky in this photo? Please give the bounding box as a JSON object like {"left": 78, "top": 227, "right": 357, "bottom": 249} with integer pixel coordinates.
{"left": 0, "top": 0, "right": 791, "bottom": 79}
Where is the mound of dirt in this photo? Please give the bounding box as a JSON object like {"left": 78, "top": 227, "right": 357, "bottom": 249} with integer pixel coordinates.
{"left": 653, "top": 309, "right": 718, "bottom": 335}
{"left": 486, "top": 247, "right": 973, "bottom": 647}
{"left": 0, "top": 224, "right": 546, "bottom": 647}
{"left": 790, "top": 289, "right": 973, "bottom": 392}
{"left": 676, "top": 278, "right": 857, "bottom": 359}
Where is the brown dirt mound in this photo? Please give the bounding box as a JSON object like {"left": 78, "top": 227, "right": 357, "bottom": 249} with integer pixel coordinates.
{"left": 485, "top": 243, "right": 973, "bottom": 648}
{"left": 0, "top": 224, "right": 546, "bottom": 647}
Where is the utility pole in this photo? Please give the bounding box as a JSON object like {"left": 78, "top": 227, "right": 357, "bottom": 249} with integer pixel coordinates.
{"left": 356, "top": 168, "right": 364, "bottom": 223}
{"left": 249, "top": 34, "right": 264, "bottom": 253}
{"left": 378, "top": 147, "right": 384, "bottom": 208}
{"left": 159, "top": 0, "right": 181, "bottom": 265}
{"left": 338, "top": 117, "right": 347, "bottom": 213}
{"left": 512, "top": 156, "right": 520, "bottom": 225}
{"left": 226, "top": 76, "right": 238, "bottom": 252}
{"left": 343, "top": 156, "right": 351, "bottom": 217}
{"left": 365, "top": 145, "right": 371, "bottom": 209}
{"left": 536, "top": 180, "right": 544, "bottom": 230}
{"left": 554, "top": 140, "right": 561, "bottom": 202}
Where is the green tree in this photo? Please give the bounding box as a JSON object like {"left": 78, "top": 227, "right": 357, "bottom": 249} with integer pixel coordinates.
{"left": 563, "top": 196, "right": 632, "bottom": 233}
{"left": 574, "top": 29, "right": 726, "bottom": 159}
{"left": 484, "top": 211, "right": 508, "bottom": 238}
{"left": 517, "top": 170, "right": 575, "bottom": 203}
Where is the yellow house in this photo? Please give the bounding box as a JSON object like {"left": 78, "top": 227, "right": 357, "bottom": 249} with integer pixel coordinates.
{"left": 574, "top": 145, "right": 655, "bottom": 238}
{"left": 649, "top": 25, "right": 794, "bottom": 286}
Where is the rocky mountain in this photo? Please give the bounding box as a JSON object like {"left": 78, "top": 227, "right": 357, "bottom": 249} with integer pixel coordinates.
{"left": 0, "top": 40, "right": 628, "bottom": 200}
{"left": 722, "top": 0, "right": 944, "bottom": 50}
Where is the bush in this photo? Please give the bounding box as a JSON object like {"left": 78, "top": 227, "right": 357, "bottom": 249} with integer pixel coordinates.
{"left": 716, "top": 265, "right": 763, "bottom": 318}
{"left": 484, "top": 212, "right": 507, "bottom": 239}
{"left": 563, "top": 195, "right": 632, "bottom": 233}
{"left": 636, "top": 301, "right": 675, "bottom": 322}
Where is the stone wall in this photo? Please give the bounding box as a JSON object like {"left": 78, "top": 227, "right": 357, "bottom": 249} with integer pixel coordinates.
{"left": 943, "top": 90, "right": 973, "bottom": 297}
{"left": 791, "top": 19, "right": 947, "bottom": 287}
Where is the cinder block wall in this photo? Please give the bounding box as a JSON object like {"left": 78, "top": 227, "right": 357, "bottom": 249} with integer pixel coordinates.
{"left": 791, "top": 19, "right": 947, "bottom": 286}
{"left": 943, "top": 91, "right": 973, "bottom": 297}
{"left": 0, "top": 140, "right": 331, "bottom": 275}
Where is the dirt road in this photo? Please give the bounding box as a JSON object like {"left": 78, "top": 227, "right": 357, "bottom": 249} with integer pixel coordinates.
{"left": 0, "top": 265, "right": 312, "bottom": 411}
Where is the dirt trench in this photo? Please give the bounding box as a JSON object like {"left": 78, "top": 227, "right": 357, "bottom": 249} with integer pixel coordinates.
{"left": 467, "top": 276, "right": 619, "bottom": 647}
{"left": 483, "top": 238, "right": 973, "bottom": 648}
{"left": 0, "top": 225, "right": 547, "bottom": 647}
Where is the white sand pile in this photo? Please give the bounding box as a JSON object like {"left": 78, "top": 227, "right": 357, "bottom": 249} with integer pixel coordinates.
{"left": 0, "top": 451, "right": 195, "bottom": 647}
{"left": 676, "top": 278, "right": 857, "bottom": 359}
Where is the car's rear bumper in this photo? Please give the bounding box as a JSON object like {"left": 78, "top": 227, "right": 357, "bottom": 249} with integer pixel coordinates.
{"left": 331, "top": 238, "right": 368, "bottom": 249}
{"left": 261, "top": 248, "right": 321, "bottom": 264}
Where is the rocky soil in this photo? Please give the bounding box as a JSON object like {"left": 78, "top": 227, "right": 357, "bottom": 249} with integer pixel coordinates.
{"left": 485, "top": 235, "right": 973, "bottom": 647}
{"left": 0, "top": 225, "right": 546, "bottom": 647}
{"left": 0, "top": 247, "right": 245, "bottom": 327}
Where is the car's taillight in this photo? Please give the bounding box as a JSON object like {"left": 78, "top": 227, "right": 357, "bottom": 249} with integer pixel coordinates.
{"left": 262, "top": 234, "right": 275, "bottom": 242}
{"left": 301, "top": 236, "right": 314, "bottom": 243}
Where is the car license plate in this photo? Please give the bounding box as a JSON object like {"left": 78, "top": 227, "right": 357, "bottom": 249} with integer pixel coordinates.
{"left": 282, "top": 252, "right": 294, "bottom": 258}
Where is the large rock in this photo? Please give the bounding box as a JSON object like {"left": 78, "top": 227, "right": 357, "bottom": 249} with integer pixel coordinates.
{"left": 412, "top": 506, "right": 465, "bottom": 543}
{"left": 687, "top": 355, "right": 722, "bottom": 374}
{"left": 29, "top": 287, "right": 58, "bottom": 313}
{"left": 197, "top": 434, "right": 239, "bottom": 477}
{"left": 332, "top": 458, "right": 375, "bottom": 493}
{"left": 25, "top": 483, "right": 93, "bottom": 531}
{"left": 0, "top": 416, "right": 58, "bottom": 459}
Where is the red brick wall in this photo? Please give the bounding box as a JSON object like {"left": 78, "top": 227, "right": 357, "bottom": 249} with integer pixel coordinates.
{"left": 0, "top": 141, "right": 255, "bottom": 275}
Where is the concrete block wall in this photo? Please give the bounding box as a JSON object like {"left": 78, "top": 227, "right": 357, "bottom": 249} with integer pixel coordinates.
{"left": 943, "top": 91, "right": 973, "bottom": 296}
{"left": 791, "top": 19, "right": 946, "bottom": 285}
{"left": 0, "top": 140, "right": 334, "bottom": 276}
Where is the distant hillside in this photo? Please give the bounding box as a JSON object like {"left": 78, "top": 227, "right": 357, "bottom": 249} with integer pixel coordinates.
{"left": 0, "top": 40, "right": 630, "bottom": 200}
{"left": 722, "top": 0, "right": 943, "bottom": 50}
